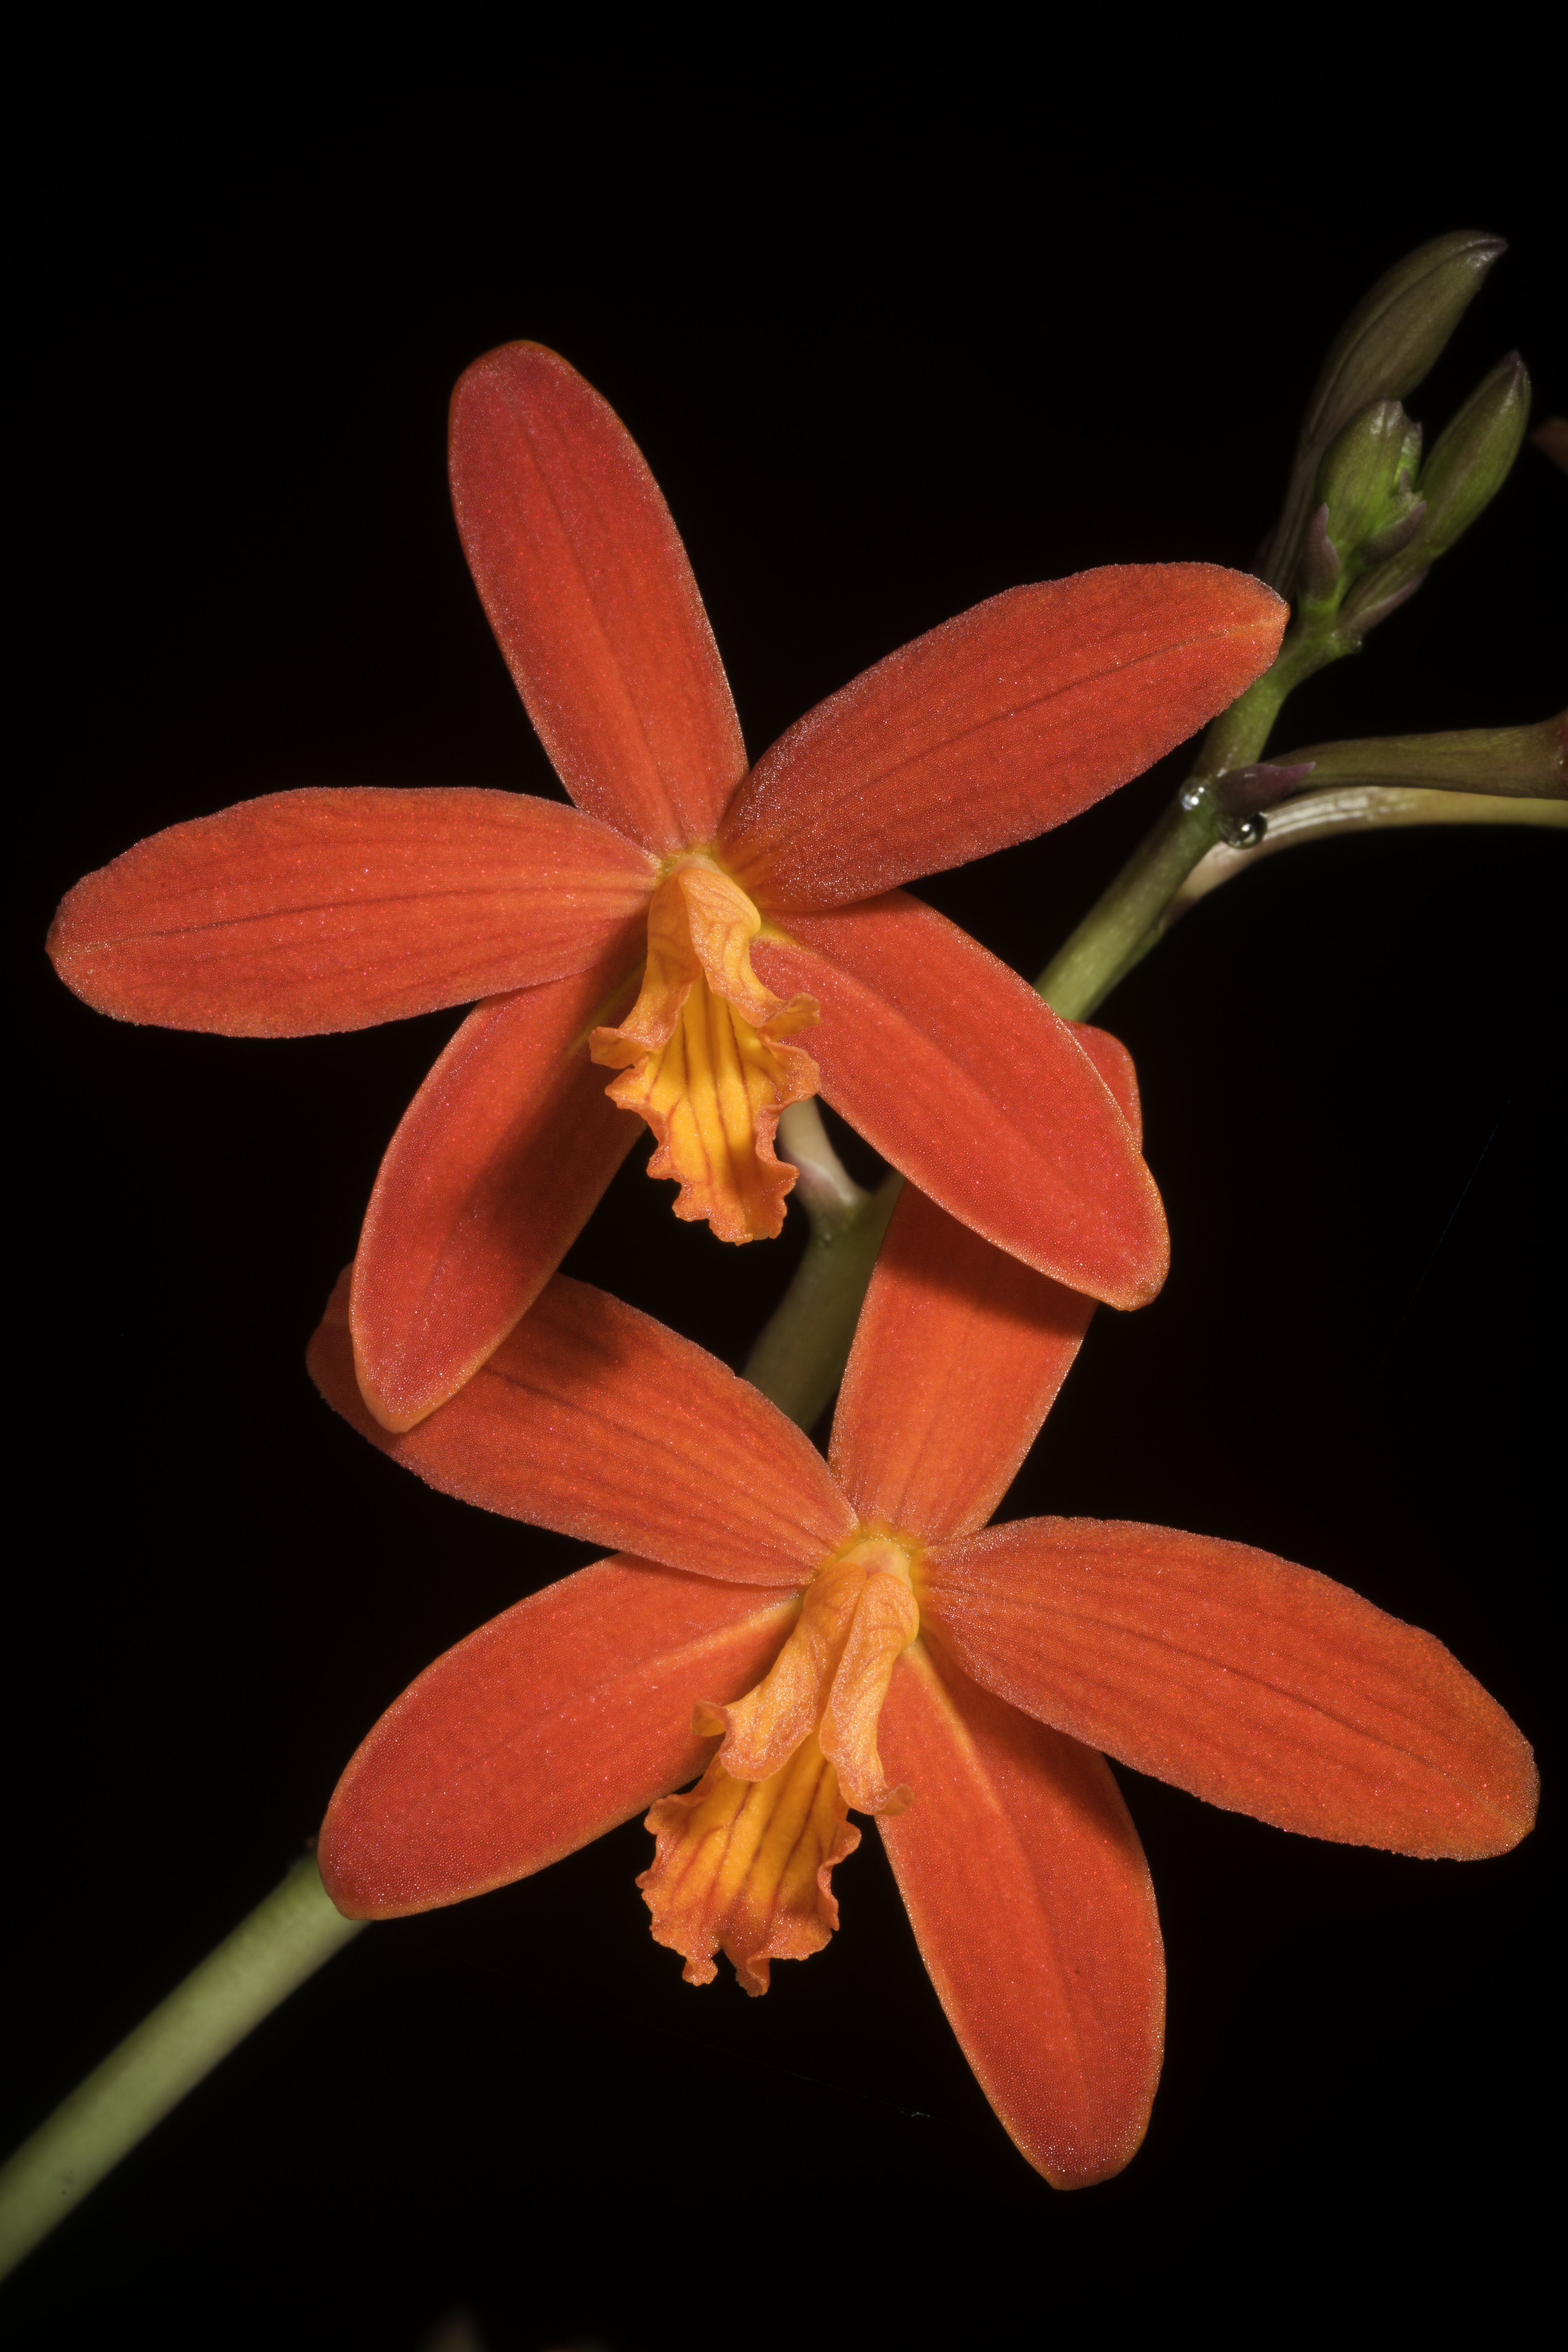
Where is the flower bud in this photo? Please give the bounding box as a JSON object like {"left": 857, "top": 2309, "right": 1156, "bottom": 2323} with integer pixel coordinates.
{"left": 1300, "top": 232, "right": 1506, "bottom": 456}
{"left": 1413, "top": 353, "right": 1531, "bottom": 557}
{"left": 1341, "top": 353, "right": 1530, "bottom": 635}
{"left": 1316, "top": 401, "right": 1421, "bottom": 529}
{"left": 1261, "top": 230, "right": 1506, "bottom": 594}
{"left": 1305, "top": 400, "right": 1423, "bottom": 604}
{"left": 1270, "top": 713, "right": 1566, "bottom": 800}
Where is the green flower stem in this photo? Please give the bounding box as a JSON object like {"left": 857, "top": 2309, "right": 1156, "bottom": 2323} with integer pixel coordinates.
{"left": 0, "top": 1855, "right": 363, "bottom": 2282}
{"left": 1035, "top": 609, "right": 1351, "bottom": 1021}
{"left": 744, "top": 1101, "right": 900, "bottom": 1426}
{"left": 1031, "top": 789, "right": 1222, "bottom": 1022}
{"left": 1189, "top": 643, "right": 1308, "bottom": 779}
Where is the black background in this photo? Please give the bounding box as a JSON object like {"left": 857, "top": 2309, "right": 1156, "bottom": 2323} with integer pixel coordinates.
{"left": 10, "top": 44, "right": 1563, "bottom": 2352}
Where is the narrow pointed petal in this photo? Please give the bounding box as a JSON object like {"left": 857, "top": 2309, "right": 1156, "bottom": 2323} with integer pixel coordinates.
{"left": 311, "top": 1269, "right": 856, "bottom": 1583}
{"left": 450, "top": 343, "right": 748, "bottom": 855}
{"left": 47, "top": 787, "right": 653, "bottom": 1035}
{"left": 754, "top": 896, "right": 1168, "bottom": 1308}
{"left": 721, "top": 566, "right": 1286, "bottom": 910}
{"left": 319, "top": 1555, "right": 798, "bottom": 1917}
{"left": 829, "top": 1016, "right": 1134, "bottom": 1538}
{"left": 830, "top": 1186, "right": 1096, "bottom": 1543}
{"left": 923, "top": 1519, "right": 1539, "bottom": 1858}
{"left": 350, "top": 954, "right": 645, "bottom": 1430}
{"left": 878, "top": 1640, "right": 1164, "bottom": 2189}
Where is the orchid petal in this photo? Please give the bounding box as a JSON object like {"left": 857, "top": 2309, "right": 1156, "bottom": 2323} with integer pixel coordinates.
{"left": 319, "top": 1555, "right": 797, "bottom": 1918}
{"left": 754, "top": 895, "right": 1168, "bottom": 1308}
{"left": 830, "top": 1186, "right": 1096, "bottom": 1544}
{"left": 310, "top": 1269, "right": 856, "bottom": 1583}
{"left": 830, "top": 1017, "right": 1135, "bottom": 1541}
{"left": 922, "top": 1518, "right": 1539, "bottom": 1858}
{"left": 350, "top": 955, "right": 644, "bottom": 1430}
{"left": 878, "top": 1640, "right": 1164, "bottom": 2189}
{"left": 721, "top": 565, "right": 1286, "bottom": 910}
{"left": 450, "top": 343, "right": 748, "bottom": 855}
{"left": 47, "top": 787, "right": 652, "bottom": 1036}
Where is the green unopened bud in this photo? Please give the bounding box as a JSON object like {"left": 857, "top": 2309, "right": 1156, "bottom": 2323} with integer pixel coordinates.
{"left": 1412, "top": 352, "right": 1530, "bottom": 557}
{"left": 1271, "top": 712, "right": 1566, "bottom": 800}
{"left": 1300, "top": 232, "right": 1506, "bottom": 454}
{"left": 1304, "top": 400, "right": 1423, "bottom": 608}
{"left": 1262, "top": 230, "right": 1506, "bottom": 595}
{"left": 1341, "top": 353, "right": 1530, "bottom": 635}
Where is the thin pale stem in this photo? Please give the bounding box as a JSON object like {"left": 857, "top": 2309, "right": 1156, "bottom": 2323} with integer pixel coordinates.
{"left": 1165, "top": 786, "right": 1567, "bottom": 930}
{"left": 0, "top": 1855, "right": 363, "bottom": 2280}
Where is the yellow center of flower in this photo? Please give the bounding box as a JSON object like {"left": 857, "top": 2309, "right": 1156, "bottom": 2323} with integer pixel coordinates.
{"left": 590, "top": 857, "right": 820, "bottom": 1243}
{"left": 638, "top": 1532, "right": 923, "bottom": 1994}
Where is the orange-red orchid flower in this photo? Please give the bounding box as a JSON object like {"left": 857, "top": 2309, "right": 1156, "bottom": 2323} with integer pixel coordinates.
{"left": 48, "top": 343, "right": 1285, "bottom": 1434}
{"left": 304, "top": 1037, "right": 1535, "bottom": 2189}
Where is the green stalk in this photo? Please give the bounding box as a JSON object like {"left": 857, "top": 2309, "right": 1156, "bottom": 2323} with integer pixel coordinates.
{"left": 0, "top": 1856, "right": 363, "bottom": 2281}
{"left": 744, "top": 1101, "right": 900, "bottom": 1426}
{"left": 1031, "top": 789, "right": 1222, "bottom": 1021}
{"left": 1036, "top": 611, "right": 1350, "bottom": 1018}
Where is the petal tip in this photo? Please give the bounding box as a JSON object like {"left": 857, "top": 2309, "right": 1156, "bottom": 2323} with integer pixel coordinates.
{"left": 347, "top": 1327, "right": 448, "bottom": 1436}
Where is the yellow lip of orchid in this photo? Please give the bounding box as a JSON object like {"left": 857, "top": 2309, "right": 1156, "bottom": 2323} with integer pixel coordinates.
{"left": 587, "top": 855, "right": 822, "bottom": 1242}
{"left": 639, "top": 1733, "right": 858, "bottom": 1998}
{"left": 639, "top": 1528, "right": 923, "bottom": 1994}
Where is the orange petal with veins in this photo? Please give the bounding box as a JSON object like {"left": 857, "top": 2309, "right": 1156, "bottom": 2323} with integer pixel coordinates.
{"left": 310, "top": 1267, "right": 856, "bottom": 1585}
{"left": 351, "top": 953, "right": 645, "bottom": 1431}
{"left": 921, "top": 1517, "right": 1539, "bottom": 1857}
{"left": 831, "top": 1184, "right": 1097, "bottom": 1545}
{"left": 878, "top": 1640, "right": 1164, "bottom": 2188}
{"left": 319, "top": 1555, "right": 796, "bottom": 1917}
{"left": 47, "top": 787, "right": 652, "bottom": 1035}
{"left": 720, "top": 564, "right": 1285, "bottom": 910}
{"left": 449, "top": 343, "right": 748, "bottom": 856}
{"left": 755, "top": 895, "right": 1167, "bottom": 1310}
